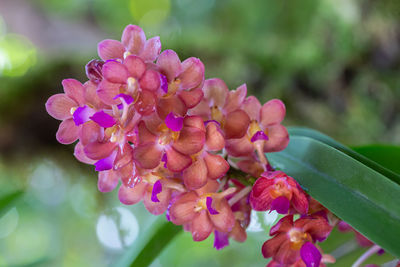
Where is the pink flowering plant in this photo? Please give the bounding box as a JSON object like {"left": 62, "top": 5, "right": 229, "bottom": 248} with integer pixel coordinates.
{"left": 46, "top": 25, "right": 400, "bottom": 267}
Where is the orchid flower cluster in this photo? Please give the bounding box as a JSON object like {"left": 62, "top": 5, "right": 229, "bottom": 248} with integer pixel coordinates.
{"left": 46, "top": 25, "right": 377, "bottom": 266}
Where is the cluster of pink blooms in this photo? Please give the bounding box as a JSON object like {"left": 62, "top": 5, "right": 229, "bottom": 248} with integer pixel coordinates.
{"left": 46, "top": 25, "right": 379, "bottom": 266}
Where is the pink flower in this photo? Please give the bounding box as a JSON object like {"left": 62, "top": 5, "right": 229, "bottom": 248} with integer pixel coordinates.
{"left": 97, "top": 25, "right": 161, "bottom": 63}
{"left": 98, "top": 55, "right": 160, "bottom": 115}
{"left": 250, "top": 171, "right": 309, "bottom": 215}
{"left": 46, "top": 79, "right": 97, "bottom": 144}
{"left": 169, "top": 181, "right": 236, "bottom": 241}
{"left": 225, "top": 96, "right": 289, "bottom": 158}
{"left": 156, "top": 49, "right": 205, "bottom": 117}
{"left": 190, "top": 78, "right": 250, "bottom": 139}
{"left": 133, "top": 114, "right": 205, "bottom": 172}
{"left": 262, "top": 215, "right": 332, "bottom": 266}
{"left": 182, "top": 121, "right": 229, "bottom": 190}
{"left": 118, "top": 171, "right": 184, "bottom": 215}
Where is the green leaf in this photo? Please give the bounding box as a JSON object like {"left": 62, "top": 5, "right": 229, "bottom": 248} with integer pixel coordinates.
{"left": 288, "top": 127, "right": 400, "bottom": 185}
{"left": 268, "top": 136, "right": 400, "bottom": 258}
{"left": 0, "top": 190, "right": 23, "bottom": 217}
{"left": 117, "top": 217, "right": 182, "bottom": 267}
{"left": 352, "top": 144, "right": 400, "bottom": 175}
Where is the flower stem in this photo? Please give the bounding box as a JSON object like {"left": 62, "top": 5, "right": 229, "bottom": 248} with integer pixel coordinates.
{"left": 352, "top": 245, "right": 381, "bottom": 267}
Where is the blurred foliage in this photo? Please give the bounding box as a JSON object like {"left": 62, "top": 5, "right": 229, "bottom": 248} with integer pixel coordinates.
{"left": 0, "top": 0, "right": 399, "bottom": 266}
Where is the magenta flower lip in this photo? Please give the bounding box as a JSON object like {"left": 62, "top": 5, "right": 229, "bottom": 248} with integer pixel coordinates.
{"left": 300, "top": 242, "right": 321, "bottom": 267}
{"left": 250, "top": 130, "right": 269, "bottom": 143}
{"left": 165, "top": 112, "right": 184, "bottom": 132}
{"left": 90, "top": 111, "right": 116, "bottom": 128}
{"left": 73, "top": 105, "right": 93, "bottom": 126}
{"left": 270, "top": 196, "right": 290, "bottom": 214}
{"left": 151, "top": 180, "right": 162, "bottom": 202}
{"left": 206, "top": 196, "right": 219, "bottom": 215}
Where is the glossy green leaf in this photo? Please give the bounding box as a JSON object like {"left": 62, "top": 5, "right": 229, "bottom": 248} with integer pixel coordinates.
{"left": 352, "top": 144, "right": 400, "bottom": 175}
{"left": 0, "top": 190, "right": 23, "bottom": 217}
{"left": 288, "top": 127, "right": 400, "bottom": 185}
{"left": 268, "top": 136, "right": 400, "bottom": 258}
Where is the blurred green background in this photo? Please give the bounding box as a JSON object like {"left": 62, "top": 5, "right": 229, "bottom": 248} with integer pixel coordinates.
{"left": 0, "top": 0, "right": 399, "bottom": 266}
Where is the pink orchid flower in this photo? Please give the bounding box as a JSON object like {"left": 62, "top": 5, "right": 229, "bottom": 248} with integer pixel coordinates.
{"left": 250, "top": 171, "right": 309, "bottom": 215}
{"left": 97, "top": 24, "right": 161, "bottom": 63}
{"left": 190, "top": 78, "right": 250, "bottom": 139}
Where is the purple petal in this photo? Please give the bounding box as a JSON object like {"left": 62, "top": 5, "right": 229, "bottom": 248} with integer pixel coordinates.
{"left": 206, "top": 196, "right": 219, "bottom": 215}
{"left": 94, "top": 150, "right": 117, "bottom": 171}
{"left": 270, "top": 196, "right": 290, "bottom": 214}
{"left": 213, "top": 230, "right": 229, "bottom": 250}
{"left": 161, "top": 153, "right": 168, "bottom": 168}
{"left": 113, "top": 93, "right": 134, "bottom": 105}
{"left": 165, "top": 112, "right": 183, "bottom": 132}
{"left": 73, "top": 105, "right": 94, "bottom": 126}
{"left": 160, "top": 74, "right": 168, "bottom": 93}
{"left": 151, "top": 180, "right": 162, "bottom": 202}
{"left": 90, "top": 111, "right": 116, "bottom": 128}
{"left": 85, "top": 59, "right": 104, "bottom": 84}
{"left": 250, "top": 130, "right": 269, "bottom": 143}
{"left": 300, "top": 242, "right": 321, "bottom": 267}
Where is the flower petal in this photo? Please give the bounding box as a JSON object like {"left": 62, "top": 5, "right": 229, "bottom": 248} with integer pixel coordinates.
{"left": 56, "top": 118, "right": 79, "bottom": 144}
{"left": 118, "top": 182, "right": 146, "bottom": 205}
{"left": 157, "top": 96, "right": 187, "bottom": 119}
{"left": 250, "top": 177, "right": 275, "bottom": 211}
{"left": 173, "top": 126, "right": 205, "bottom": 155}
{"left": 242, "top": 96, "right": 261, "bottom": 121}
{"left": 178, "top": 57, "right": 204, "bottom": 90}
{"left": 140, "top": 36, "right": 161, "bottom": 62}
{"left": 224, "top": 110, "right": 250, "bottom": 139}
{"left": 261, "top": 233, "right": 287, "bottom": 259}
{"left": 137, "top": 121, "right": 157, "bottom": 144}
{"left": 270, "top": 215, "right": 294, "bottom": 236}
{"left": 204, "top": 153, "right": 229, "bottom": 180}
{"left": 205, "top": 122, "right": 225, "bottom": 151}
{"left": 45, "top": 94, "right": 76, "bottom": 120}
{"left": 165, "top": 147, "right": 192, "bottom": 172}
{"left": 62, "top": 79, "right": 85, "bottom": 105}
{"left": 97, "top": 39, "right": 125, "bottom": 60}
{"left": 133, "top": 143, "right": 162, "bottom": 169}
{"left": 263, "top": 124, "right": 289, "bottom": 152}
{"left": 191, "top": 210, "right": 213, "bottom": 241}
{"left": 169, "top": 192, "right": 198, "bottom": 225}
{"left": 124, "top": 55, "right": 146, "bottom": 78}
{"left": 140, "top": 69, "right": 160, "bottom": 91}
{"left": 121, "top": 25, "right": 146, "bottom": 55}
{"left": 225, "top": 136, "right": 253, "bottom": 157}
{"left": 300, "top": 242, "right": 321, "bottom": 267}
{"left": 84, "top": 141, "right": 117, "bottom": 160}
{"left": 90, "top": 111, "right": 116, "bottom": 128}
{"left": 134, "top": 89, "right": 156, "bottom": 116}
{"left": 275, "top": 239, "right": 299, "bottom": 265}
{"left": 74, "top": 142, "right": 96, "bottom": 164}
{"left": 224, "top": 83, "right": 247, "bottom": 114}
{"left": 156, "top": 49, "right": 182, "bottom": 82}
{"left": 203, "top": 78, "right": 228, "bottom": 107}
{"left": 97, "top": 79, "right": 121, "bottom": 105}
{"left": 98, "top": 169, "right": 119, "bottom": 192}
{"left": 260, "top": 99, "right": 286, "bottom": 127}
{"left": 209, "top": 198, "right": 235, "bottom": 232}
{"left": 79, "top": 121, "right": 102, "bottom": 145}
{"left": 182, "top": 158, "right": 208, "bottom": 190}
{"left": 102, "top": 60, "right": 129, "bottom": 84}
{"left": 178, "top": 87, "right": 204, "bottom": 108}
{"left": 143, "top": 182, "right": 171, "bottom": 215}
